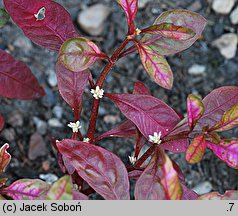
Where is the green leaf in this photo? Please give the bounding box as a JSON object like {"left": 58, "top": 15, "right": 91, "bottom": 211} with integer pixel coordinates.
{"left": 0, "top": 8, "right": 10, "bottom": 28}
{"left": 47, "top": 175, "right": 73, "bottom": 200}
{"left": 142, "top": 23, "right": 196, "bottom": 41}
{"left": 186, "top": 135, "right": 206, "bottom": 164}
{"left": 210, "top": 103, "right": 238, "bottom": 132}
{"left": 136, "top": 42, "right": 173, "bottom": 89}
{"left": 59, "top": 37, "right": 107, "bottom": 72}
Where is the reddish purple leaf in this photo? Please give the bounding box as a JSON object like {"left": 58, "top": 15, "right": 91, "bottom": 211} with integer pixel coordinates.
{"left": 56, "top": 61, "right": 90, "bottom": 111}
{"left": 133, "top": 82, "right": 150, "bottom": 95}
{"left": 172, "top": 160, "right": 185, "bottom": 183}
{"left": 0, "top": 178, "right": 8, "bottom": 188}
{"left": 141, "top": 9, "right": 207, "bottom": 56}
{"left": 0, "top": 115, "right": 5, "bottom": 131}
{"left": 128, "top": 170, "right": 143, "bottom": 180}
{"left": 137, "top": 42, "right": 173, "bottom": 89}
{"left": 105, "top": 93, "right": 181, "bottom": 140}
{"left": 210, "top": 103, "right": 238, "bottom": 132}
{"left": 59, "top": 37, "right": 106, "bottom": 72}
{"left": 3, "top": 179, "right": 50, "bottom": 200}
{"left": 187, "top": 94, "right": 204, "bottom": 129}
{"left": 3, "top": 0, "right": 78, "bottom": 51}
{"left": 0, "top": 143, "right": 11, "bottom": 176}
{"left": 95, "top": 120, "right": 136, "bottom": 142}
{"left": 186, "top": 135, "right": 207, "bottom": 164}
{"left": 134, "top": 129, "right": 147, "bottom": 158}
{"left": 135, "top": 148, "right": 182, "bottom": 200}
{"left": 181, "top": 184, "right": 198, "bottom": 200}
{"left": 161, "top": 139, "right": 189, "bottom": 153}
{"left": 199, "top": 86, "right": 238, "bottom": 128}
{"left": 72, "top": 191, "right": 88, "bottom": 200}
{"left": 117, "top": 0, "right": 138, "bottom": 34}
{"left": 57, "top": 139, "right": 130, "bottom": 200}
{"left": 207, "top": 139, "right": 238, "bottom": 169}
{"left": 198, "top": 190, "right": 238, "bottom": 200}
{"left": 142, "top": 23, "right": 196, "bottom": 41}
{"left": 0, "top": 50, "right": 45, "bottom": 100}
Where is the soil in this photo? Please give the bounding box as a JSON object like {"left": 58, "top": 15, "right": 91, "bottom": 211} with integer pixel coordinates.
{"left": 0, "top": 0, "right": 238, "bottom": 199}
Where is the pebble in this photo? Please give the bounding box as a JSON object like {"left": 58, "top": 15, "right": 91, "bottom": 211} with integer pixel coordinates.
{"left": 52, "top": 105, "right": 63, "bottom": 119}
{"left": 7, "top": 110, "right": 23, "bottom": 127}
{"left": 48, "top": 118, "right": 63, "bottom": 128}
{"left": 13, "top": 36, "right": 32, "bottom": 52}
{"left": 77, "top": 4, "right": 111, "bottom": 36}
{"left": 212, "top": 33, "right": 238, "bottom": 59}
{"left": 47, "top": 71, "right": 57, "bottom": 87}
{"left": 33, "top": 117, "right": 47, "bottom": 135}
{"left": 230, "top": 7, "right": 238, "bottom": 24}
{"left": 192, "top": 181, "right": 213, "bottom": 195}
{"left": 212, "top": 0, "right": 236, "bottom": 15}
{"left": 28, "top": 132, "right": 48, "bottom": 160}
{"left": 138, "top": 0, "right": 150, "bottom": 9}
{"left": 103, "top": 115, "right": 121, "bottom": 124}
{"left": 1, "top": 128, "right": 16, "bottom": 142}
{"left": 39, "top": 173, "right": 58, "bottom": 184}
{"left": 188, "top": 64, "right": 206, "bottom": 75}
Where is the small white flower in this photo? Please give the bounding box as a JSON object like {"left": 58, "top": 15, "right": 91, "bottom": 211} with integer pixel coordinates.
{"left": 128, "top": 155, "right": 137, "bottom": 165}
{"left": 149, "top": 132, "right": 162, "bottom": 145}
{"left": 83, "top": 138, "right": 90, "bottom": 143}
{"left": 90, "top": 86, "right": 104, "bottom": 100}
{"left": 67, "top": 121, "right": 81, "bottom": 133}
{"left": 135, "top": 28, "right": 142, "bottom": 35}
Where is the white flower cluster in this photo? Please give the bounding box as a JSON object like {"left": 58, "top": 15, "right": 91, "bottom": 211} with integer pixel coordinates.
{"left": 149, "top": 132, "right": 162, "bottom": 145}
{"left": 90, "top": 86, "right": 104, "bottom": 100}
{"left": 67, "top": 121, "right": 81, "bottom": 133}
{"left": 128, "top": 155, "right": 137, "bottom": 165}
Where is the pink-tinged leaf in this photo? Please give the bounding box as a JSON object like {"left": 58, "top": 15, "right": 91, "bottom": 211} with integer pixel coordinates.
{"left": 181, "top": 184, "right": 198, "bottom": 200}
{"left": 187, "top": 94, "right": 204, "bottom": 129}
{"left": 207, "top": 139, "right": 238, "bottom": 169}
{"left": 141, "top": 9, "right": 207, "bottom": 56}
{"left": 199, "top": 86, "right": 238, "bottom": 128}
{"left": 128, "top": 170, "right": 143, "bottom": 180}
{"left": 3, "top": 0, "right": 78, "bottom": 51}
{"left": 133, "top": 82, "right": 150, "bottom": 95}
{"left": 59, "top": 37, "right": 106, "bottom": 72}
{"left": 57, "top": 139, "right": 130, "bottom": 200}
{"left": 172, "top": 160, "right": 185, "bottom": 183}
{"left": 95, "top": 120, "right": 136, "bottom": 142}
{"left": 105, "top": 93, "right": 181, "bottom": 140}
{"left": 198, "top": 190, "right": 238, "bottom": 200}
{"left": 117, "top": 0, "right": 138, "bottom": 34}
{"left": 3, "top": 179, "right": 50, "bottom": 200}
{"left": 72, "top": 191, "right": 88, "bottom": 200}
{"left": 142, "top": 23, "right": 196, "bottom": 41}
{"left": 0, "top": 115, "right": 5, "bottom": 131}
{"left": 0, "top": 143, "right": 11, "bottom": 176}
{"left": 47, "top": 175, "right": 73, "bottom": 200}
{"left": 137, "top": 42, "right": 173, "bottom": 89}
{"left": 161, "top": 154, "right": 182, "bottom": 200}
{"left": 56, "top": 62, "right": 90, "bottom": 111}
{"left": 0, "top": 50, "right": 45, "bottom": 100}
{"left": 186, "top": 135, "right": 206, "bottom": 164}
{"left": 0, "top": 178, "right": 8, "bottom": 188}
{"left": 210, "top": 103, "right": 238, "bottom": 132}
{"left": 135, "top": 148, "right": 182, "bottom": 200}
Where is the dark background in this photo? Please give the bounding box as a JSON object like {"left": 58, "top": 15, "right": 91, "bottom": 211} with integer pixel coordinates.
{"left": 0, "top": 0, "right": 238, "bottom": 198}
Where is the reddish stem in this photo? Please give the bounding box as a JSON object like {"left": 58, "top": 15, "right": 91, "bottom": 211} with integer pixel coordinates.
{"left": 87, "top": 39, "right": 130, "bottom": 141}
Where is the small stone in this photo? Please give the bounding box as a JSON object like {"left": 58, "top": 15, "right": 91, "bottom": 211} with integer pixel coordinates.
{"left": 230, "top": 7, "right": 238, "bottom": 25}
{"left": 7, "top": 111, "right": 23, "bottom": 127}
{"left": 1, "top": 128, "right": 16, "bottom": 142}
{"left": 187, "top": 1, "right": 202, "bottom": 11}
{"left": 212, "top": 0, "right": 236, "bottom": 15}
{"left": 212, "top": 33, "right": 238, "bottom": 59}
{"left": 192, "top": 181, "right": 213, "bottom": 195}
{"left": 33, "top": 117, "right": 47, "bottom": 135}
{"left": 138, "top": 0, "right": 151, "bottom": 9}
{"left": 42, "top": 160, "right": 50, "bottom": 171}
{"left": 188, "top": 64, "right": 206, "bottom": 75}
{"left": 77, "top": 4, "right": 111, "bottom": 36}
{"left": 52, "top": 105, "right": 63, "bottom": 119}
{"left": 39, "top": 173, "right": 58, "bottom": 184}
{"left": 103, "top": 115, "right": 121, "bottom": 124}
{"left": 28, "top": 132, "right": 48, "bottom": 160}
{"left": 13, "top": 36, "right": 32, "bottom": 52}
{"left": 48, "top": 118, "right": 63, "bottom": 128}
{"left": 47, "top": 71, "right": 57, "bottom": 87}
